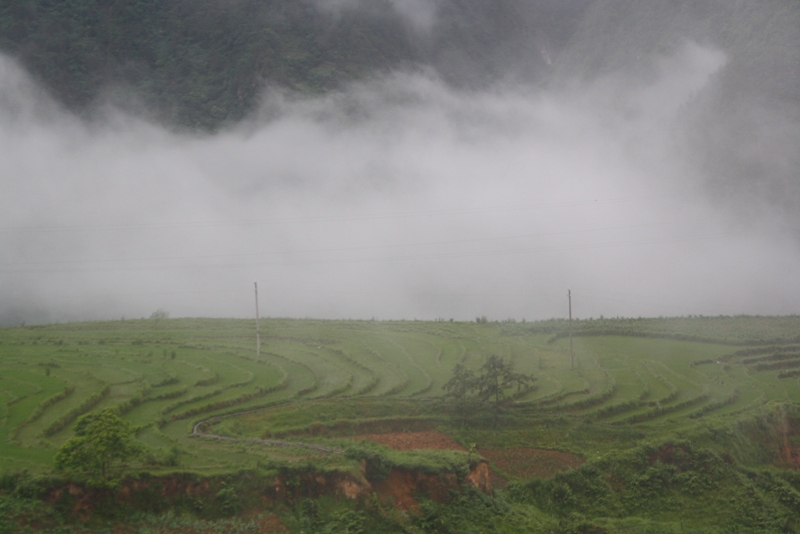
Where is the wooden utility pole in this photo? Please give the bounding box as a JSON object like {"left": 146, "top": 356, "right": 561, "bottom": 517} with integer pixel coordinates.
{"left": 568, "top": 289, "right": 574, "bottom": 369}
{"left": 254, "top": 282, "right": 261, "bottom": 357}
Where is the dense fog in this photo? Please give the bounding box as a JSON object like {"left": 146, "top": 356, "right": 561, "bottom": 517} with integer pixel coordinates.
{"left": 1, "top": 5, "right": 798, "bottom": 324}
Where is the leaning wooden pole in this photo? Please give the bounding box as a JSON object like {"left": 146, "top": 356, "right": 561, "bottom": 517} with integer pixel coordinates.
{"left": 568, "top": 289, "right": 574, "bottom": 370}
{"left": 255, "top": 282, "right": 261, "bottom": 358}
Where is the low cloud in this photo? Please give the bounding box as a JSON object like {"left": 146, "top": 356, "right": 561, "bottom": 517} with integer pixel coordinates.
{"left": 1, "top": 42, "right": 798, "bottom": 325}
{"left": 313, "top": 0, "right": 438, "bottom": 32}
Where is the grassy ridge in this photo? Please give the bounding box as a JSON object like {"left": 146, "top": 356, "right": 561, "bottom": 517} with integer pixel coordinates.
{"left": 2, "top": 316, "right": 800, "bottom": 532}
{"left": 1, "top": 316, "right": 799, "bottom": 466}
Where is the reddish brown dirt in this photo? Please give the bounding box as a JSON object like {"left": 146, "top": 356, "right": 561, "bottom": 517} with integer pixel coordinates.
{"left": 371, "top": 469, "right": 458, "bottom": 511}
{"left": 479, "top": 448, "right": 585, "bottom": 479}
{"left": 355, "top": 431, "right": 584, "bottom": 481}
{"left": 355, "top": 430, "right": 466, "bottom": 451}
{"left": 778, "top": 415, "right": 800, "bottom": 470}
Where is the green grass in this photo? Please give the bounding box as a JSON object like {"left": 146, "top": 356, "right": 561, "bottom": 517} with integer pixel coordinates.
{"left": 3, "top": 316, "right": 800, "bottom": 532}
{"left": 2, "top": 316, "right": 800, "bottom": 470}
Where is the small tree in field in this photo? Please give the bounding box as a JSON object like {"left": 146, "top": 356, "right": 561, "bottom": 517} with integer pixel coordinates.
{"left": 442, "top": 363, "right": 478, "bottom": 424}
{"left": 443, "top": 355, "right": 535, "bottom": 427}
{"left": 475, "top": 355, "right": 535, "bottom": 427}
{"left": 55, "top": 408, "right": 142, "bottom": 484}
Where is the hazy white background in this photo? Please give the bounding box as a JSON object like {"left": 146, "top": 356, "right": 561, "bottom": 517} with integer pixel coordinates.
{"left": 1, "top": 41, "right": 798, "bottom": 324}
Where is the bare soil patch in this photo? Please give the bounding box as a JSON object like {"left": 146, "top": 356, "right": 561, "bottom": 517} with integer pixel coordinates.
{"left": 355, "top": 430, "right": 466, "bottom": 451}
{"left": 478, "top": 448, "right": 585, "bottom": 479}
{"left": 355, "top": 431, "right": 584, "bottom": 483}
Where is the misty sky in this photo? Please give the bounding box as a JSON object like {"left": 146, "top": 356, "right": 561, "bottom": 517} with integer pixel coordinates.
{"left": 1, "top": 39, "right": 799, "bottom": 325}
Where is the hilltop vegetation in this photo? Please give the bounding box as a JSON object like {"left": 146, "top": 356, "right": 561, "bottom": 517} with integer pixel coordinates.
{"left": 0, "top": 0, "right": 589, "bottom": 129}
{"left": 2, "top": 0, "right": 797, "bottom": 231}
{"left": 1, "top": 0, "right": 797, "bottom": 132}
{"left": 1, "top": 316, "right": 800, "bottom": 531}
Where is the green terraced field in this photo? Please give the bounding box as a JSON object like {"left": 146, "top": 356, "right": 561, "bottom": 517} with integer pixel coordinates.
{"left": 1, "top": 316, "right": 800, "bottom": 474}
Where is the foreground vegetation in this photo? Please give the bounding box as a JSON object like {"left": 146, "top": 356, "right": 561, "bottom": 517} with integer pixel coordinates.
{"left": 1, "top": 315, "right": 800, "bottom": 532}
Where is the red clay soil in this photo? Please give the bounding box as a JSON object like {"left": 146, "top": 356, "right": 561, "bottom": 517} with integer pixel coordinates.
{"left": 355, "top": 430, "right": 466, "bottom": 451}
{"left": 778, "top": 415, "right": 800, "bottom": 470}
{"left": 478, "top": 448, "right": 585, "bottom": 479}
{"left": 355, "top": 430, "right": 584, "bottom": 481}
{"left": 371, "top": 469, "right": 458, "bottom": 511}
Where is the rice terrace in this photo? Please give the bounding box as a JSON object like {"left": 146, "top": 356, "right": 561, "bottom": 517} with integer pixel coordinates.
{"left": 2, "top": 315, "right": 800, "bottom": 532}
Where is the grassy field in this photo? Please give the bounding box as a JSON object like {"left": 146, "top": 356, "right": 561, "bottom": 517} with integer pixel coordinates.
{"left": 2, "top": 315, "right": 800, "bottom": 532}
{"left": 2, "top": 316, "right": 800, "bottom": 467}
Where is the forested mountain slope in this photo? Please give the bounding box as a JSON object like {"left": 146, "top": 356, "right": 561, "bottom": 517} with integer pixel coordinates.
{"left": 0, "top": 0, "right": 797, "bottom": 233}
{"left": 0, "top": 0, "right": 591, "bottom": 129}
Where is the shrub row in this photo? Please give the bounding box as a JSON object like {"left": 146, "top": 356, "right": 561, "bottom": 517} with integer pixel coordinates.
{"left": 689, "top": 389, "right": 739, "bottom": 419}
{"left": 115, "top": 383, "right": 153, "bottom": 415}
{"left": 730, "top": 344, "right": 800, "bottom": 358}
{"left": 149, "top": 387, "right": 189, "bottom": 401}
{"left": 169, "top": 378, "right": 289, "bottom": 422}
{"left": 328, "top": 348, "right": 381, "bottom": 396}
{"left": 694, "top": 345, "right": 800, "bottom": 367}
{"left": 592, "top": 398, "right": 644, "bottom": 420}
{"left": 355, "top": 375, "right": 380, "bottom": 396}
{"left": 753, "top": 359, "right": 800, "bottom": 372}
{"left": 381, "top": 374, "right": 410, "bottom": 396}
{"left": 742, "top": 352, "right": 800, "bottom": 366}
{"left": 553, "top": 373, "right": 616, "bottom": 412}
{"left": 535, "top": 386, "right": 589, "bottom": 407}
{"left": 618, "top": 393, "right": 709, "bottom": 425}
{"left": 195, "top": 373, "right": 220, "bottom": 387}
{"left": 43, "top": 383, "right": 111, "bottom": 436}
{"left": 265, "top": 352, "right": 317, "bottom": 397}
{"left": 410, "top": 378, "right": 434, "bottom": 397}
{"left": 14, "top": 386, "right": 75, "bottom": 430}
{"left": 652, "top": 383, "right": 680, "bottom": 406}
{"left": 327, "top": 373, "right": 354, "bottom": 397}
{"left": 163, "top": 373, "right": 256, "bottom": 416}
{"left": 547, "top": 329, "right": 767, "bottom": 346}
{"left": 6, "top": 374, "right": 45, "bottom": 406}
{"left": 328, "top": 348, "right": 375, "bottom": 375}
{"left": 642, "top": 367, "right": 679, "bottom": 405}
{"left": 151, "top": 375, "right": 180, "bottom": 387}
{"left": 633, "top": 371, "right": 651, "bottom": 402}
{"left": 562, "top": 383, "right": 616, "bottom": 411}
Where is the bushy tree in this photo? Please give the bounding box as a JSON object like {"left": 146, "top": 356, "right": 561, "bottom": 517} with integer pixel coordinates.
{"left": 55, "top": 408, "right": 142, "bottom": 484}
{"left": 443, "top": 355, "right": 535, "bottom": 427}
{"left": 475, "top": 355, "right": 535, "bottom": 427}
{"left": 442, "top": 363, "right": 478, "bottom": 424}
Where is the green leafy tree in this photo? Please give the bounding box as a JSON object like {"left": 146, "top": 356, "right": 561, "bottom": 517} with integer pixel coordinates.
{"left": 443, "top": 355, "right": 535, "bottom": 427}
{"left": 442, "top": 362, "right": 478, "bottom": 424}
{"left": 475, "top": 355, "right": 535, "bottom": 427}
{"left": 55, "top": 408, "right": 142, "bottom": 484}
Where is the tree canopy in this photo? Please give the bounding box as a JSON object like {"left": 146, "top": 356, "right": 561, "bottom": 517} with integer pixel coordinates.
{"left": 55, "top": 408, "right": 142, "bottom": 483}
{"left": 443, "top": 355, "right": 535, "bottom": 426}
